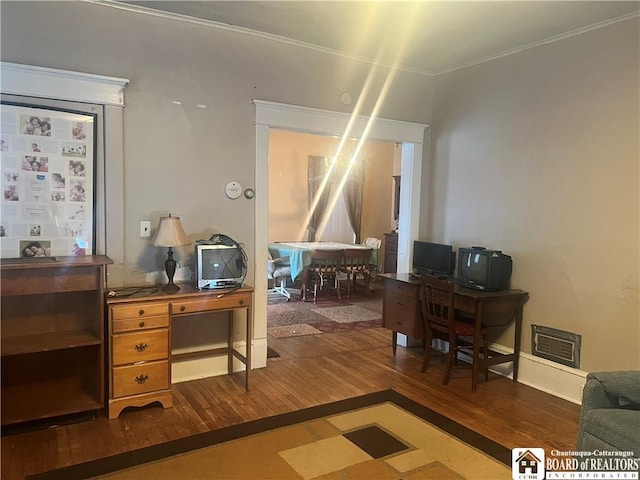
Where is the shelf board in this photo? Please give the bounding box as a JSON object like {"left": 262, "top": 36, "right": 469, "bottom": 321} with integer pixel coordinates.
{"left": 1, "top": 382, "right": 101, "bottom": 425}
{"left": 1, "top": 330, "right": 101, "bottom": 357}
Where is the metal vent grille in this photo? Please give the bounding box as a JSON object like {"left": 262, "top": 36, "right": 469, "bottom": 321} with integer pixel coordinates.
{"left": 531, "top": 325, "right": 581, "bottom": 368}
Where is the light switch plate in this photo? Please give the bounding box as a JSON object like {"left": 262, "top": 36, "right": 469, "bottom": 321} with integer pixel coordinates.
{"left": 140, "top": 220, "right": 151, "bottom": 237}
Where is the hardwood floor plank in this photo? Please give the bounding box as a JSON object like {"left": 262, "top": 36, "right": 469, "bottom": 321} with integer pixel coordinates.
{"left": 1, "top": 327, "right": 581, "bottom": 480}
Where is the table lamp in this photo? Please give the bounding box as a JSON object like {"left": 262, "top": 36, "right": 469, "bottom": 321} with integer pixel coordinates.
{"left": 151, "top": 213, "right": 191, "bottom": 292}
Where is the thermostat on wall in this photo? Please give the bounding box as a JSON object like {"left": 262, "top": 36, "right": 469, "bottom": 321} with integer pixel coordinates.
{"left": 225, "top": 181, "right": 243, "bottom": 199}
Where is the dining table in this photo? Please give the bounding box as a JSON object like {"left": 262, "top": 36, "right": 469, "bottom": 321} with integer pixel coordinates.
{"left": 268, "top": 241, "right": 379, "bottom": 301}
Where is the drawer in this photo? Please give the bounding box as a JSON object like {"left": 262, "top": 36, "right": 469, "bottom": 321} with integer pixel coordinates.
{"left": 172, "top": 292, "right": 251, "bottom": 315}
{"left": 112, "top": 329, "right": 169, "bottom": 366}
{"left": 384, "top": 279, "right": 420, "bottom": 299}
{"left": 112, "top": 360, "right": 169, "bottom": 398}
{"left": 111, "top": 302, "right": 168, "bottom": 321}
{"left": 384, "top": 295, "right": 424, "bottom": 338}
{"left": 112, "top": 315, "right": 169, "bottom": 333}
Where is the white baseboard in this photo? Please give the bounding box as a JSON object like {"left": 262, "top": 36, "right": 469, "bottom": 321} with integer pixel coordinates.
{"left": 488, "top": 343, "right": 587, "bottom": 404}
{"left": 439, "top": 340, "right": 587, "bottom": 404}
{"left": 171, "top": 337, "right": 268, "bottom": 384}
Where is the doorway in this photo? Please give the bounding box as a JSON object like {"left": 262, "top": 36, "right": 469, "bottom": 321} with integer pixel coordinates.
{"left": 254, "top": 100, "right": 427, "bottom": 368}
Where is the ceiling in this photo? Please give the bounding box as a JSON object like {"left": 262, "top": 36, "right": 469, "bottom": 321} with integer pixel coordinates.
{"left": 110, "top": 1, "right": 639, "bottom": 75}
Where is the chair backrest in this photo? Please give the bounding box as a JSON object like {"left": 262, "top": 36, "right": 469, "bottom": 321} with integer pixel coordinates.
{"left": 309, "top": 249, "right": 344, "bottom": 274}
{"left": 419, "top": 275, "right": 455, "bottom": 332}
{"left": 363, "top": 237, "right": 382, "bottom": 249}
{"left": 343, "top": 248, "right": 373, "bottom": 272}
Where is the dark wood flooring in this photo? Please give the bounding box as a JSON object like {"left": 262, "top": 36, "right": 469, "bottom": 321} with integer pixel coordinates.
{"left": 2, "top": 326, "right": 581, "bottom": 480}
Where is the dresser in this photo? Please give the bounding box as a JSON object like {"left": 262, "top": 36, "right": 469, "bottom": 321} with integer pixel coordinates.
{"left": 381, "top": 273, "right": 423, "bottom": 354}
{"left": 106, "top": 284, "right": 253, "bottom": 419}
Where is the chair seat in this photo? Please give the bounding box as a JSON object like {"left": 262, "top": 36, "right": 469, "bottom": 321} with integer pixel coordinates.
{"left": 272, "top": 266, "right": 291, "bottom": 278}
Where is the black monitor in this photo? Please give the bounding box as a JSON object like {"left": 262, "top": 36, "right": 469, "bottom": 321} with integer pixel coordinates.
{"left": 412, "top": 241, "right": 455, "bottom": 277}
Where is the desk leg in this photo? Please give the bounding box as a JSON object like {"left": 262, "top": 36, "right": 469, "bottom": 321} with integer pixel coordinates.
{"left": 392, "top": 331, "right": 397, "bottom": 356}
{"left": 512, "top": 304, "right": 523, "bottom": 384}
{"left": 245, "top": 304, "right": 251, "bottom": 392}
{"left": 227, "top": 313, "right": 234, "bottom": 376}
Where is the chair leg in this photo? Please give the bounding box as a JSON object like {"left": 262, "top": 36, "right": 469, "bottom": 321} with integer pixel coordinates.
{"left": 443, "top": 349, "right": 455, "bottom": 385}
{"left": 421, "top": 328, "right": 434, "bottom": 372}
{"left": 483, "top": 333, "right": 489, "bottom": 382}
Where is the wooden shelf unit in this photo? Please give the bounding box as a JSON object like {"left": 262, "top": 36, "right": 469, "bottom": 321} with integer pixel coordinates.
{"left": 0, "top": 255, "right": 112, "bottom": 426}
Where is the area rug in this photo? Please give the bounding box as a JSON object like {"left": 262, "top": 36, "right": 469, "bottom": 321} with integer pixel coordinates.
{"left": 311, "top": 305, "right": 381, "bottom": 323}
{"left": 27, "top": 390, "right": 511, "bottom": 480}
{"left": 267, "top": 289, "right": 383, "bottom": 338}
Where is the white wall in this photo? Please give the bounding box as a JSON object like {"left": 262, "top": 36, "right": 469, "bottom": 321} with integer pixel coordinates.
{"left": 0, "top": 1, "right": 433, "bottom": 286}
{"left": 430, "top": 18, "right": 639, "bottom": 372}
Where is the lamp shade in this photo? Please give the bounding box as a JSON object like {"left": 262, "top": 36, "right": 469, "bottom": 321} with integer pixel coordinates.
{"left": 151, "top": 214, "right": 190, "bottom": 247}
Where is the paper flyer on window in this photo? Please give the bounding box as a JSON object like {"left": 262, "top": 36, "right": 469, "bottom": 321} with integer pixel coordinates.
{"left": 0, "top": 103, "right": 95, "bottom": 258}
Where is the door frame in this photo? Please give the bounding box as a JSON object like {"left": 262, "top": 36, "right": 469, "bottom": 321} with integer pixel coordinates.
{"left": 253, "top": 100, "right": 428, "bottom": 366}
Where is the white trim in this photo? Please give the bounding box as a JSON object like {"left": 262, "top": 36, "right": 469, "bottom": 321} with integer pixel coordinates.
{"left": 487, "top": 343, "right": 588, "bottom": 405}
{"left": 1, "top": 62, "right": 129, "bottom": 106}
{"left": 444, "top": 341, "right": 588, "bottom": 404}
{"left": 253, "top": 100, "right": 428, "bottom": 367}
{"left": 253, "top": 100, "right": 427, "bottom": 143}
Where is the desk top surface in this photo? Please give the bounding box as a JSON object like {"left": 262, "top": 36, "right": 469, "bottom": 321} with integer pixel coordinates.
{"left": 380, "top": 272, "right": 529, "bottom": 298}
{"left": 106, "top": 283, "right": 253, "bottom": 303}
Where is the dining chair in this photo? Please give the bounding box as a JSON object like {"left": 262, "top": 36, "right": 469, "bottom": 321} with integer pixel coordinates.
{"left": 419, "top": 275, "right": 489, "bottom": 391}
{"left": 307, "top": 249, "right": 345, "bottom": 304}
{"left": 341, "top": 248, "right": 373, "bottom": 300}
{"left": 267, "top": 252, "right": 292, "bottom": 300}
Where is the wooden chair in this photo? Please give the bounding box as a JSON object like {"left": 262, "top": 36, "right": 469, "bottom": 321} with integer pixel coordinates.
{"left": 341, "top": 248, "right": 373, "bottom": 300}
{"left": 307, "top": 249, "right": 345, "bottom": 304}
{"left": 419, "top": 275, "right": 489, "bottom": 391}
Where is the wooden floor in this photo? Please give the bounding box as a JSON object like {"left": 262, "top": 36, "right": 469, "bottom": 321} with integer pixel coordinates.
{"left": 2, "top": 327, "right": 581, "bottom": 480}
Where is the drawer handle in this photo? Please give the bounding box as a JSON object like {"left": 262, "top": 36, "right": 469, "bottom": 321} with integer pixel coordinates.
{"left": 135, "top": 374, "right": 149, "bottom": 384}
{"left": 135, "top": 343, "right": 148, "bottom": 352}
{"left": 138, "top": 309, "right": 145, "bottom": 316}
{"left": 139, "top": 321, "right": 145, "bottom": 328}
{"left": 396, "top": 301, "right": 404, "bottom": 306}
{"left": 180, "top": 306, "right": 186, "bottom": 312}
{"left": 238, "top": 299, "right": 244, "bottom": 305}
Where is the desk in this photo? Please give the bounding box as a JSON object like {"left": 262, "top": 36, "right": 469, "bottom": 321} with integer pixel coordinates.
{"left": 380, "top": 273, "right": 529, "bottom": 391}
{"left": 269, "top": 242, "right": 379, "bottom": 301}
{"left": 106, "top": 284, "right": 252, "bottom": 419}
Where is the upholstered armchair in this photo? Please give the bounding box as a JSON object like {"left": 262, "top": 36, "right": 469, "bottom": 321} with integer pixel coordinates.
{"left": 576, "top": 371, "right": 640, "bottom": 453}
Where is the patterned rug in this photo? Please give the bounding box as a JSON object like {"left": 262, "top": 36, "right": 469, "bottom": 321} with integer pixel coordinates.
{"left": 267, "top": 286, "right": 383, "bottom": 338}
{"left": 27, "top": 390, "right": 511, "bottom": 480}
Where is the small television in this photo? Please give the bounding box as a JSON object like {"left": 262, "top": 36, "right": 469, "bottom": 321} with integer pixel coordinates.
{"left": 195, "top": 244, "right": 245, "bottom": 290}
{"left": 412, "top": 241, "right": 455, "bottom": 277}
{"left": 457, "top": 247, "right": 512, "bottom": 291}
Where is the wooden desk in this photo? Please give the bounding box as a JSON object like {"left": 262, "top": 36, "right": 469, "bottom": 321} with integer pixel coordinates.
{"left": 380, "top": 273, "right": 529, "bottom": 391}
{"left": 106, "top": 284, "right": 253, "bottom": 419}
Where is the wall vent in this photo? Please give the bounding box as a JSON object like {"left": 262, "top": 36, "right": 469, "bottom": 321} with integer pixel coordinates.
{"left": 531, "top": 325, "right": 581, "bottom": 368}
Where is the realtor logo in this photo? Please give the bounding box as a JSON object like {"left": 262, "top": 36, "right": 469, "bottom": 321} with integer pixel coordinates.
{"left": 512, "top": 448, "right": 545, "bottom": 480}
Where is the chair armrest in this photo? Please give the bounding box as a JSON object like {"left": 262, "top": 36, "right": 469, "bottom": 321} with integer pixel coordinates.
{"left": 585, "top": 371, "right": 640, "bottom": 409}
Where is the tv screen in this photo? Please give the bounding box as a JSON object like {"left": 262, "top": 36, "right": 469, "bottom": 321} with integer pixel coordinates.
{"left": 412, "top": 241, "right": 454, "bottom": 276}
{"left": 459, "top": 250, "right": 489, "bottom": 283}
{"left": 457, "top": 247, "right": 512, "bottom": 291}
{"left": 196, "top": 244, "right": 244, "bottom": 289}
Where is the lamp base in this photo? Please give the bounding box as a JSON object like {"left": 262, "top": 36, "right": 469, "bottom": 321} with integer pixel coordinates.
{"left": 163, "top": 282, "right": 180, "bottom": 293}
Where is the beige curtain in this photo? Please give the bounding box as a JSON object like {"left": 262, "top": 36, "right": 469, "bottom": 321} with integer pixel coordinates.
{"left": 307, "top": 156, "right": 331, "bottom": 241}
{"left": 343, "top": 159, "right": 365, "bottom": 243}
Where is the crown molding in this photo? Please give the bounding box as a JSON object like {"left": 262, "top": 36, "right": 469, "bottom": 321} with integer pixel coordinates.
{"left": 1, "top": 62, "right": 129, "bottom": 106}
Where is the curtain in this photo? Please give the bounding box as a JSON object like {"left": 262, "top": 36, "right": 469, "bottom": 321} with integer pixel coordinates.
{"left": 307, "top": 156, "right": 331, "bottom": 241}
{"left": 343, "top": 159, "right": 365, "bottom": 243}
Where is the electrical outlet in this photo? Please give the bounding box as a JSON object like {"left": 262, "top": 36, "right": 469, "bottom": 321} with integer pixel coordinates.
{"left": 140, "top": 220, "right": 151, "bottom": 238}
